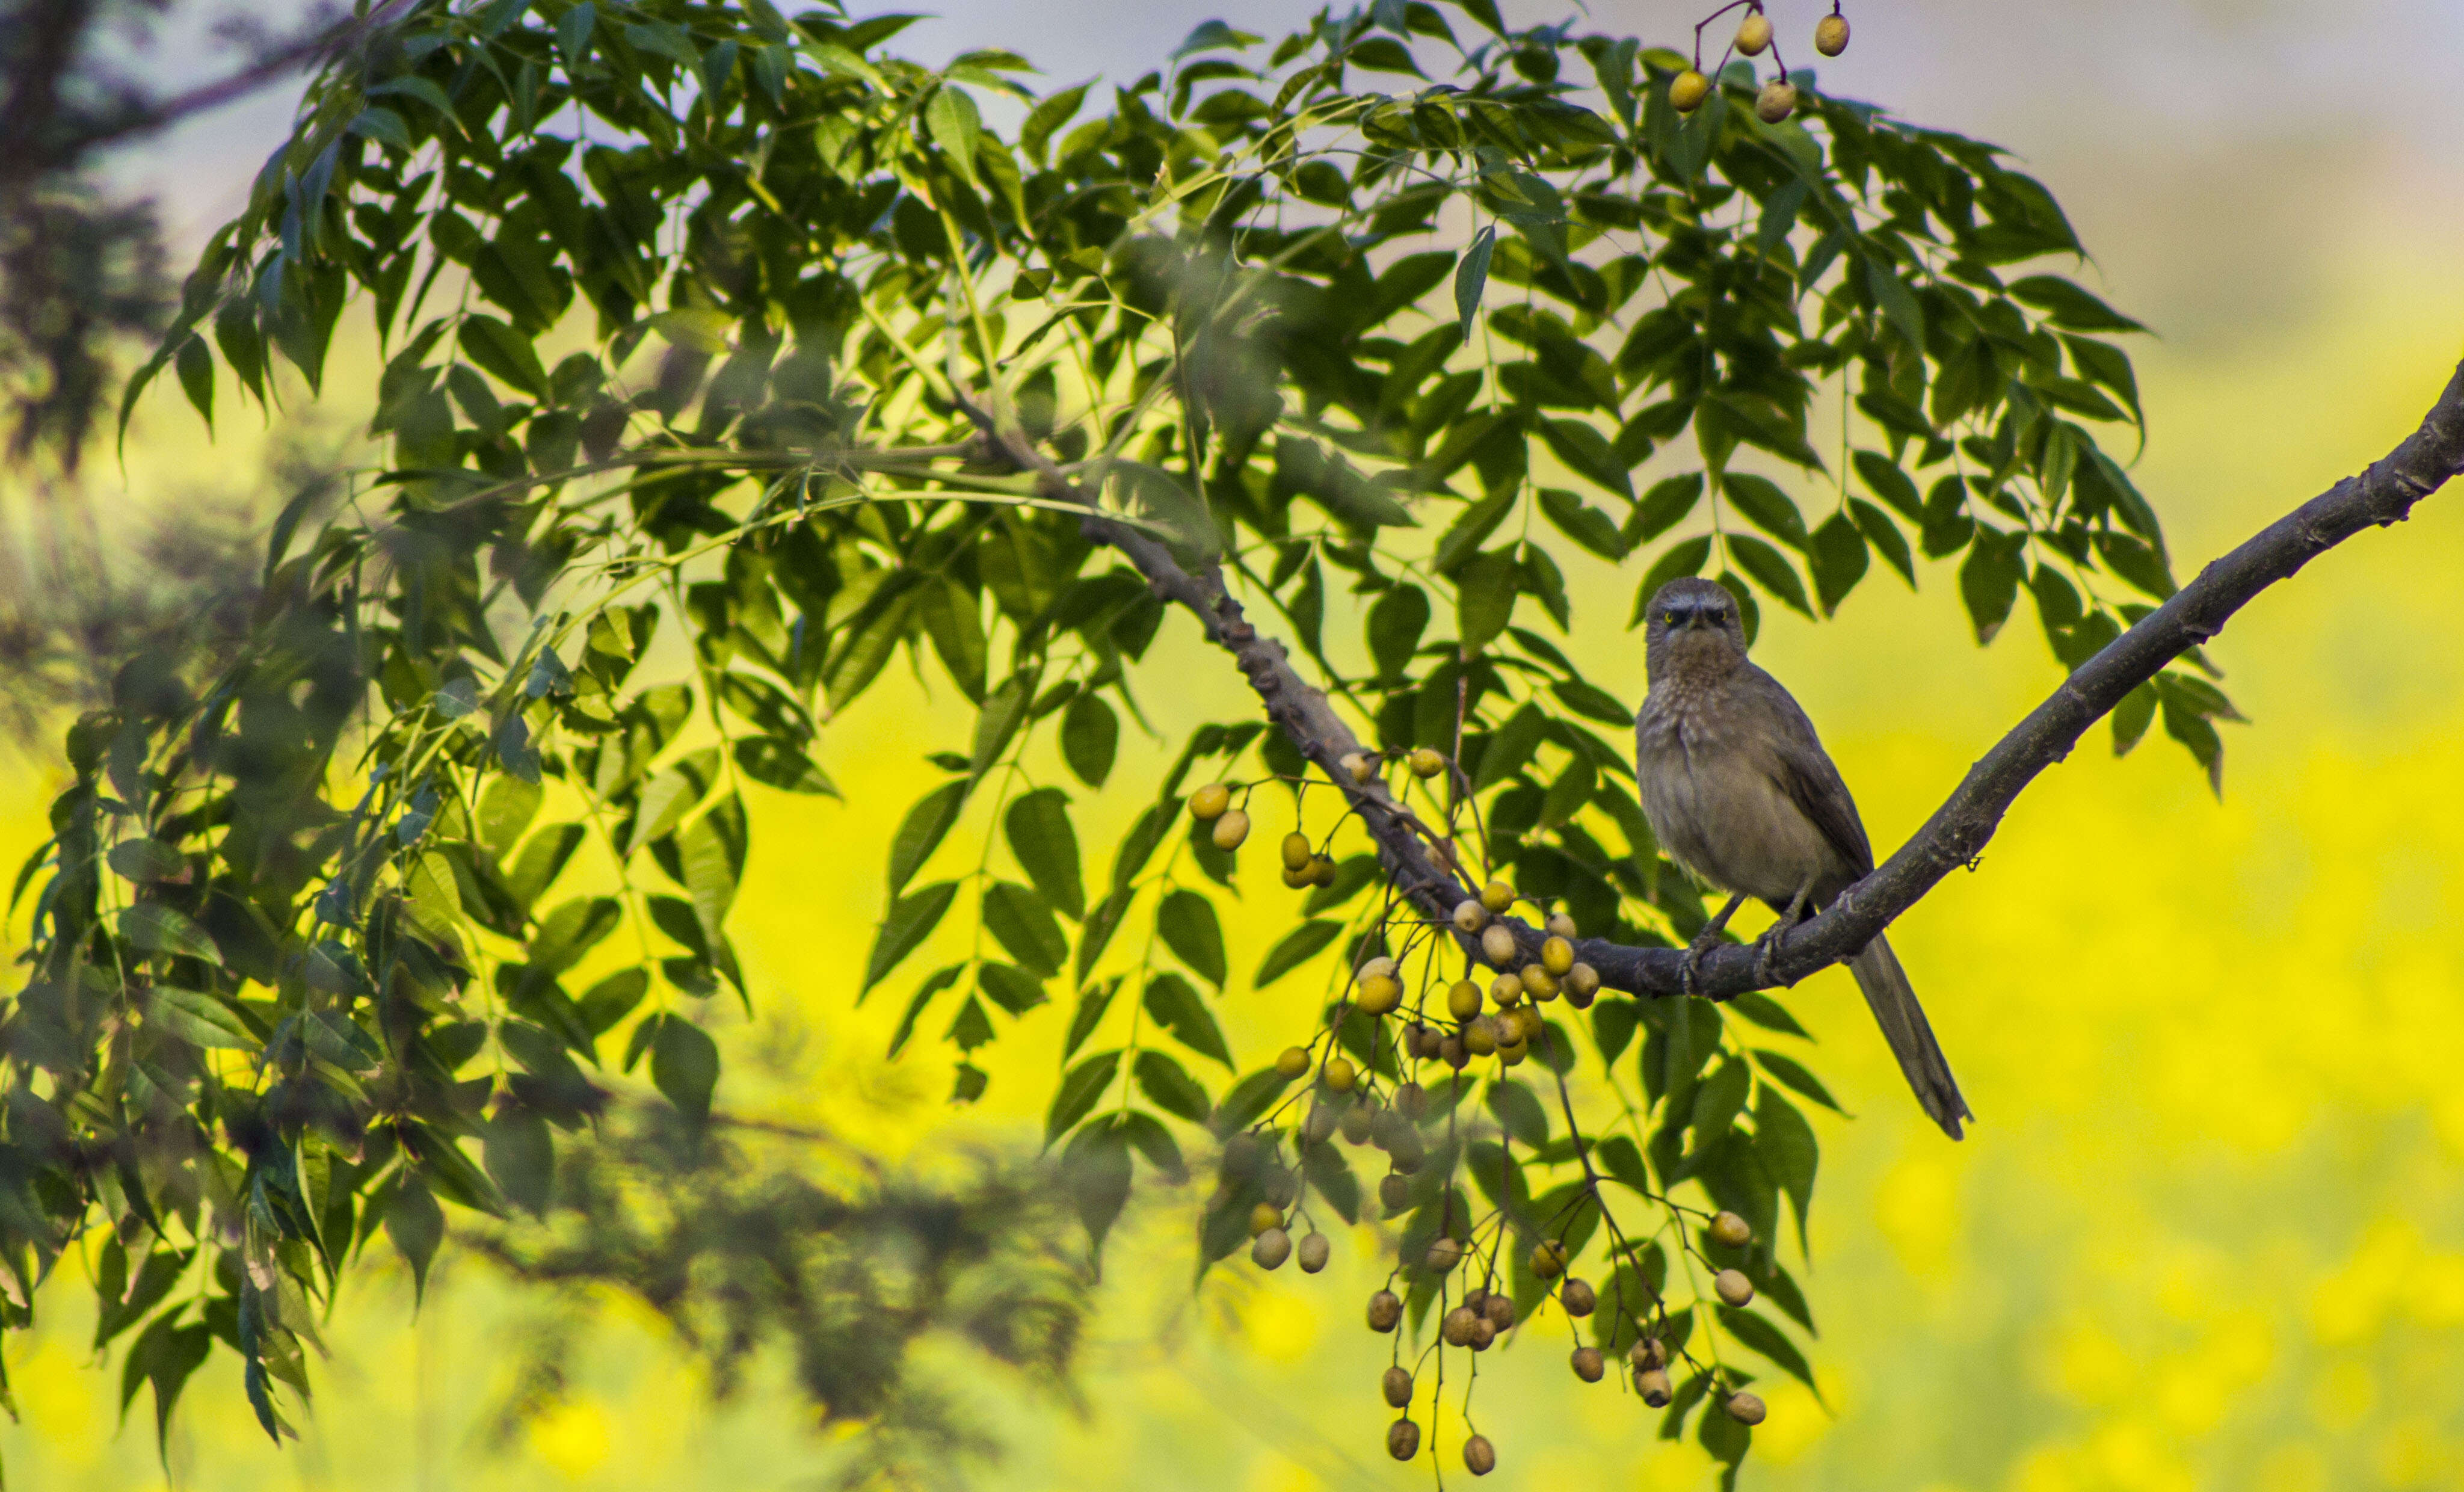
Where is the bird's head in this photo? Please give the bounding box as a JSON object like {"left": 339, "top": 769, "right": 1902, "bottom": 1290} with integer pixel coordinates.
{"left": 1643, "top": 576, "right": 1749, "bottom": 680}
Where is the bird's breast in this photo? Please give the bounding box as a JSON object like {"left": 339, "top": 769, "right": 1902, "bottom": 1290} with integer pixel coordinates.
{"left": 1634, "top": 698, "right": 1832, "bottom": 904}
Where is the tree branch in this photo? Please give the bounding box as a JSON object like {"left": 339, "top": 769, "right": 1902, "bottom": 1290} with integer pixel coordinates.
{"left": 964, "top": 356, "right": 2464, "bottom": 1000}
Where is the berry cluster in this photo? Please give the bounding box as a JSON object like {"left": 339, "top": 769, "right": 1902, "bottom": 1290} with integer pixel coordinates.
{"left": 1182, "top": 747, "right": 1778, "bottom": 1476}
{"left": 1669, "top": 1, "right": 1850, "bottom": 125}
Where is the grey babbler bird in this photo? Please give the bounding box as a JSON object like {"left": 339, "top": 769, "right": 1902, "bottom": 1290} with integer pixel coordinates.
{"left": 1633, "top": 576, "right": 1971, "bottom": 1139}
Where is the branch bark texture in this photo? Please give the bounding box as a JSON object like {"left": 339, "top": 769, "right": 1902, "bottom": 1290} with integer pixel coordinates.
{"left": 975, "top": 356, "right": 2464, "bottom": 1001}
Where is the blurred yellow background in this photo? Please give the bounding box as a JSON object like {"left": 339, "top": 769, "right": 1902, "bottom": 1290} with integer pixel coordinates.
{"left": 8, "top": 1, "right": 2464, "bottom": 1488}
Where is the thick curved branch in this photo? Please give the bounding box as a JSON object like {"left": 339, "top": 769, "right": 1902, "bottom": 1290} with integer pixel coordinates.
{"left": 966, "top": 357, "right": 2464, "bottom": 1000}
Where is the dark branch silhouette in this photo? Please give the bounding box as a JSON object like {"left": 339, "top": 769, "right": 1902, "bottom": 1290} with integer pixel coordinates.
{"left": 966, "top": 354, "right": 2464, "bottom": 1002}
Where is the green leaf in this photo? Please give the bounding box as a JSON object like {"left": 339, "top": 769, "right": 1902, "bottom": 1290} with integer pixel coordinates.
{"left": 734, "top": 735, "right": 837, "bottom": 795}
{"left": 624, "top": 747, "right": 718, "bottom": 854}
{"left": 1863, "top": 254, "right": 1926, "bottom": 349}
{"left": 1721, "top": 475, "right": 1808, "bottom": 551}
{"left": 1453, "top": 224, "right": 1495, "bottom": 333}
{"left": 459, "top": 315, "right": 549, "bottom": 400}
{"left": 864, "top": 880, "right": 958, "bottom": 994}
{"left": 1077, "top": 886, "right": 1132, "bottom": 985}
{"left": 1959, "top": 528, "right": 2028, "bottom": 643}
{"left": 1754, "top": 1086, "right": 1819, "bottom": 1253}
{"left": 1538, "top": 417, "right": 1634, "bottom": 501}
{"left": 1256, "top": 919, "right": 1343, "bottom": 987}
{"left": 173, "top": 336, "right": 213, "bottom": 428}
{"left": 1487, "top": 1079, "right": 1550, "bottom": 1148}
{"left": 1156, "top": 889, "right": 1227, "bottom": 987}
{"left": 1753, "top": 1050, "right": 1843, "bottom": 1113}
{"left": 1728, "top": 993, "right": 1810, "bottom": 1040}
{"left": 1456, "top": 548, "right": 1518, "bottom": 650}
{"left": 1064, "top": 978, "right": 1117, "bottom": 1059}
{"left": 1808, "top": 511, "right": 1870, "bottom": 616}
{"left": 925, "top": 82, "right": 984, "bottom": 185}
{"left": 650, "top": 1015, "right": 719, "bottom": 1123}
{"left": 1005, "top": 788, "right": 1085, "bottom": 920}
{"left": 1061, "top": 694, "right": 1118, "bottom": 786}
{"left": 2010, "top": 275, "right": 2146, "bottom": 333}
{"left": 478, "top": 775, "right": 543, "bottom": 856}
{"left": 1848, "top": 498, "right": 1917, "bottom": 587}
{"left": 971, "top": 671, "right": 1033, "bottom": 776}
{"left": 1062, "top": 1116, "right": 1133, "bottom": 1260}
{"left": 2111, "top": 679, "right": 2158, "bottom": 757}
{"left": 1367, "top": 584, "right": 1431, "bottom": 682}
{"left": 119, "top": 904, "right": 220, "bottom": 962}
{"left": 1021, "top": 81, "right": 1089, "bottom": 166}
{"left": 1719, "top": 1304, "right": 1822, "bottom": 1397}
{"left": 1724, "top": 534, "right": 1813, "bottom": 617}
{"left": 1142, "top": 972, "right": 1233, "bottom": 1068}
{"left": 1047, "top": 1049, "right": 1121, "bottom": 1144}
{"left": 1690, "top": 1058, "right": 1751, "bottom": 1148}
{"left": 107, "top": 838, "right": 185, "bottom": 884}
{"left": 887, "top": 778, "right": 970, "bottom": 895}
{"left": 385, "top": 1182, "right": 444, "bottom": 1304}
{"left": 983, "top": 880, "right": 1067, "bottom": 977}
{"left": 1135, "top": 1049, "right": 1213, "bottom": 1123}
{"left": 146, "top": 987, "right": 257, "bottom": 1050}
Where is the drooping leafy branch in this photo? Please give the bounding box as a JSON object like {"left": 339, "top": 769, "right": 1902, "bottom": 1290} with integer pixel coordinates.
{"left": 3, "top": 0, "right": 2265, "bottom": 1479}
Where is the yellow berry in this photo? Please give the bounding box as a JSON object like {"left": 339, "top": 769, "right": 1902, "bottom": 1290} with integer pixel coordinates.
{"left": 1280, "top": 865, "right": 1313, "bottom": 889}
{"left": 1324, "top": 1057, "right": 1357, "bottom": 1093}
{"left": 1424, "top": 1236, "right": 1462, "bottom": 1273}
{"left": 1565, "top": 962, "right": 1600, "bottom": 1001}
{"left": 1670, "top": 68, "right": 1711, "bottom": 113}
{"left": 1275, "top": 1045, "right": 1311, "bottom": 1079}
{"left": 1561, "top": 1278, "right": 1596, "bottom": 1316}
{"left": 1497, "top": 1037, "right": 1527, "bottom": 1065}
{"left": 1469, "top": 1314, "right": 1497, "bottom": 1349}
{"left": 1446, "top": 979, "right": 1483, "bottom": 1023}
{"left": 1480, "top": 925, "right": 1518, "bottom": 969}
{"left": 1463, "top": 1017, "right": 1498, "bottom": 1057}
{"left": 1308, "top": 854, "right": 1338, "bottom": 886}
{"left": 1710, "top": 1210, "right": 1753, "bottom": 1247}
{"left": 1541, "top": 935, "right": 1574, "bottom": 976}
{"left": 1340, "top": 751, "right": 1376, "bottom": 785}
{"left": 1571, "top": 1345, "right": 1605, "bottom": 1381}
{"left": 1357, "top": 974, "right": 1402, "bottom": 1017}
{"left": 1212, "top": 809, "right": 1251, "bottom": 850}
{"left": 1755, "top": 79, "right": 1797, "bottom": 123}
{"left": 1479, "top": 879, "right": 1515, "bottom": 914}
{"left": 1725, "top": 1390, "right": 1767, "bottom": 1425}
{"left": 1298, "top": 1233, "right": 1332, "bottom": 1272}
{"left": 1381, "top": 1364, "right": 1414, "bottom": 1407}
{"left": 1408, "top": 747, "right": 1444, "bottom": 778}
{"left": 1367, "top": 1289, "right": 1403, "bottom": 1331}
{"left": 1530, "top": 1239, "right": 1568, "bottom": 1278}
{"left": 1545, "top": 912, "right": 1577, "bottom": 939}
{"left": 1632, "top": 1336, "right": 1668, "bottom": 1369}
{"left": 1483, "top": 1293, "right": 1516, "bottom": 1329}
{"left": 1637, "top": 1366, "right": 1673, "bottom": 1406}
{"left": 1249, "top": 1201, "right": 1282, "bottom": 1236}
{"left": 1451, "top": 898, "right": 1486, "bottom": 934}
{"left": 1280, "top": 831, "right": 1313, "bottom": 872}
{"left": 1490, "top": 973, "right": 1524, "bottom": 1007}
{"left": 1190, "top": 783, "right": 1230, "bottom": 820}
{"left": 1252, "top": 1226, "right": 1292, "bottom": 1269}
{"left": 1520, "top": 964, "right": 1559, "bottom": 1000}
{"left": 1714, "top": 1268, "right": 1755, "bottom": 1307}
{"left": 1441, "top": 1304, "right": 1478, "bottom": 1346}
{"left": 1463, "top": 1434, "right": 1495, "bottom": 1476}
{"left": 1815, "top": 13, "right": 1849, "bottom": 56}
{"left": 1386, "top": 1418, "right": 1420, "bottom": 1461}
{"left": 1735, "top": 10, "right": 1772, "bottom": 56}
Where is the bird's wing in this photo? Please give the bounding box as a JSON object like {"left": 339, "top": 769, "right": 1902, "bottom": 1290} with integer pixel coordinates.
{"left": 1743, "top": 666, "right": 1876, "bottom": 878}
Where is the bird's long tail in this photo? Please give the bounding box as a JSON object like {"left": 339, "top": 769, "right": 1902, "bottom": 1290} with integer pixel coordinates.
{"left": 1847, "top": 934, "right": 1972, "bottom": 1140}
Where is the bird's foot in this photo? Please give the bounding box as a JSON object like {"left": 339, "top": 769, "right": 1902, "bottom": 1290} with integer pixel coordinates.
{"left": 1749, "top": 922, "right": 1791, "bottom": 987}
{"left": 1679, "top": 930, "right": 1723, "bottom": 996}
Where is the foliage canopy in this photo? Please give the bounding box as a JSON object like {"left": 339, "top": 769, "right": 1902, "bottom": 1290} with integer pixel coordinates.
{"left": 6, "top": 0, "right": 2234, "bottom": 1477}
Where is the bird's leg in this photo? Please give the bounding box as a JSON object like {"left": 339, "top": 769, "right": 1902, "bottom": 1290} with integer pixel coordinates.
{"left": 1751, "top": 883, "right": 1816, "bottom": 986}
{"left": 1681, "top": 894, "right": 1748, "bottom": 995}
